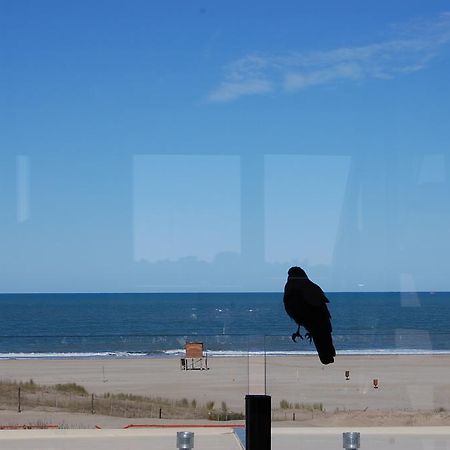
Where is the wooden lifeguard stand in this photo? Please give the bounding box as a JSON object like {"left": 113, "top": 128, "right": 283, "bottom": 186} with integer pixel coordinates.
{"left": 180, "top": 342, "right": 208, "bottom": 370}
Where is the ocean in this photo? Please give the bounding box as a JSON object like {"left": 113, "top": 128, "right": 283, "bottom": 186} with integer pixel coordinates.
{"left": 0, "top": 292, "right": 449, "bottom": 359}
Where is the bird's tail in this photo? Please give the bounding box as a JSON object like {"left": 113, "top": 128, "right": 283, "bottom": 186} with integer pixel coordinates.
{"left": 311, "top": 329, "right": 336, "bottom": 365}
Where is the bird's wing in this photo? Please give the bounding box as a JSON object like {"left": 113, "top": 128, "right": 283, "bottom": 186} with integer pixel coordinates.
{"left": 283, "top": 279, "right": 331, "bottom": 324}
{"left": 303, "top": 281, "right": 330, "bottom": 306}
{"left": 283, "top": 289, "right": 298, "bottom": 322}
{"left": 283, "top": 282, "right": 305, "bottom": 324}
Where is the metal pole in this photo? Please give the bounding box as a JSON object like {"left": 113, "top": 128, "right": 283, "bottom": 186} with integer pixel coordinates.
{"left": 343, "top": 432, "right": 360, "bottom": 449}
{"left": 264, "top": 335, "right": 267, "bottom": 395}
{"left": 177, "top": 431, "right": 194, "bottom": 450}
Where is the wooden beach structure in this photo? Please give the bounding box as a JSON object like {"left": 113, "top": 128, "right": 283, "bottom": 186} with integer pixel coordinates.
{"left": 180, "top": 342, "right": 208, "bottom": 370}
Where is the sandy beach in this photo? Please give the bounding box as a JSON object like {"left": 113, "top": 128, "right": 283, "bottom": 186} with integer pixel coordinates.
{"left": 1, "top": 354, "right": 450, "bottom": 428}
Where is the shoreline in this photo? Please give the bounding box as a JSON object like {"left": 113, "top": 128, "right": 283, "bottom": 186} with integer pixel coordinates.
{"left": 2, "top": 349, "right": 450, "bottom": 360}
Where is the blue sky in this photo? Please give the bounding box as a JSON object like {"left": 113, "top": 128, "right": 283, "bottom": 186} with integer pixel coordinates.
{"left": 1, "top": 1, "right": 450, "bottom": 292}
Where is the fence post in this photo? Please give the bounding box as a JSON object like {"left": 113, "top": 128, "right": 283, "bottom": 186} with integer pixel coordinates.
{"left": 91, "top": 394, "right": 95, "bottom": 414}
{"left": 18, "top": 387, "right": 21, "bottom": 413}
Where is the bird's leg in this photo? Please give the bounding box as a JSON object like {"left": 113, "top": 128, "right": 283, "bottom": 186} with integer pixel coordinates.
{"left": 291, "top": 325, "right": 303, "bottom": 342}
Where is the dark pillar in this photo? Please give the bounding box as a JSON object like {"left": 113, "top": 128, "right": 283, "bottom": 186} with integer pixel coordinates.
{"left": 245, "top": 394, "right": 271, "bottom": 450}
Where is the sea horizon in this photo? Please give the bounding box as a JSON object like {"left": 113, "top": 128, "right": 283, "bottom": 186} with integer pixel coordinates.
{"left": 1, "top": 291, "right": 448, "bottom": 359}
{"left": 1, "top": 290, "right": 448, "bottom": 294}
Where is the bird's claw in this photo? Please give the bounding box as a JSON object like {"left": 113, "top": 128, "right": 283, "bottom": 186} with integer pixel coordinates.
{"left": 291, "top": 331, "right": 303, "bottom": 342}
{"left": 304, "top": 332, "right": 312, "bottom": 343}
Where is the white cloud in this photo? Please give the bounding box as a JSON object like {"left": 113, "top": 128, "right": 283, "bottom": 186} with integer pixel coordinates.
{"left": 208, "top": 12, "right": 450, "bottom": 102}
{"left": 284, "top": 62, "right": 364, "bottom": 91}
{"left": 208, "top": 78, "right": 272, "bottom": 102}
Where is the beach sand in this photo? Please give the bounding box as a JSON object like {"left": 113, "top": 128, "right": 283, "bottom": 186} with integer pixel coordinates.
{"left": 1, "top": 355, "right": 450, "bottom": 428}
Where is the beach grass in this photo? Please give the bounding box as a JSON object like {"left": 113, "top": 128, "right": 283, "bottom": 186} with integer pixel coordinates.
{"left": 279, "top": 399, "right": 324, "bottom": 411}
{"left": 1, "top": 355, "right": 450, "bottom": 427}
{"left": 0, "top": 379, "right": 244, "bottom": 420}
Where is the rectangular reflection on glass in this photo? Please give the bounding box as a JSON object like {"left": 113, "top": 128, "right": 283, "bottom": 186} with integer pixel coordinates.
{"left": 264, "top": 155, "right": 350, "bottom": 266}
{"left": 133, "top": 155, "right": 240, "bottom": 263}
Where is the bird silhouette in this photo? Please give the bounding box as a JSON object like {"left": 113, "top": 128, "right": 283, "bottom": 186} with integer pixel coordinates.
{"left": 283, "top": 266, "right": 336, "bottom": 364}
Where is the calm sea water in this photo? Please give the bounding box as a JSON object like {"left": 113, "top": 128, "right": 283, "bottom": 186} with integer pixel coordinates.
{"left": 0, "top": 292, "right": 449, "bottom": 358}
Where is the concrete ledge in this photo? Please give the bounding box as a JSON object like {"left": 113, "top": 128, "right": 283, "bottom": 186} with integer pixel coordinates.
{"left": 272, "top": 426, "right": 450, "bottom": 435}
{"left": 0, "top": 428, "right": 242, "bottom": 450}
{"left": 1, "top": 426, "right": 450, "bottom": 450}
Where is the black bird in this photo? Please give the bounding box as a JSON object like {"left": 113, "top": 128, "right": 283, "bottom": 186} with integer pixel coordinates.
{"left": 283, "top": 266, "right": 336, "bottom": 365}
